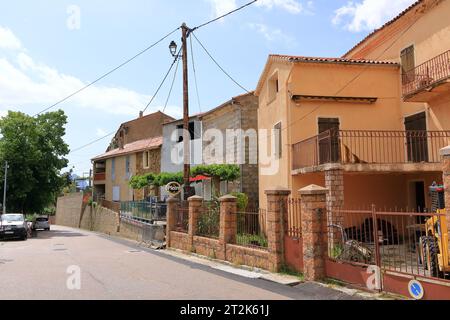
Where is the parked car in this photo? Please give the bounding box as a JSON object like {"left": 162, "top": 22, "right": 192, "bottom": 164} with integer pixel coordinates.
{"left": 33, "top": 216, "right": 50, "bottom": 231}
{"left": 0, "top": 213, "right": 28, "bottom": 240}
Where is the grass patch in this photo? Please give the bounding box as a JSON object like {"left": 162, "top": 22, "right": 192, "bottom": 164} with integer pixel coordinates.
{"left": 236, "top": 233, "right": 268, "bottom": 248}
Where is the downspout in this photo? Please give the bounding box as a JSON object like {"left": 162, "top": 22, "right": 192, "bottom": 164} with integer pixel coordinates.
{"left": 286, "top": 65, "right": 294, "bottom": 194}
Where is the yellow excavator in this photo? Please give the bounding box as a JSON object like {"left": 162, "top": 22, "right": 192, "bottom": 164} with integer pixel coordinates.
{"left": 419, "top": 183, "right": 449, "bottom": 278}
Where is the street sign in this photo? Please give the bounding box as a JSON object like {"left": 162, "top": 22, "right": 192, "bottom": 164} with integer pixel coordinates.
{"left": 166, "top": 181, "right": 182, "bottom": 197}
{"left": 408, "top": 280, "right": 424, "bottom": 300}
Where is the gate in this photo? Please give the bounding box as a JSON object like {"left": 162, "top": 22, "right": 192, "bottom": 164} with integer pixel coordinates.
{"left": 283, "top": 198, "right": 303, "bottom": 272}
{"left": 326, "top": 206, "right": 450, "bottom": 298}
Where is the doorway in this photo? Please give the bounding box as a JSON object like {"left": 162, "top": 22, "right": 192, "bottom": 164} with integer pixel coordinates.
{"left": 405, "top": 112, "right": 429, "bottom": 163}
{"left": 318, "top": 118, "right": 340, "bottom": 164}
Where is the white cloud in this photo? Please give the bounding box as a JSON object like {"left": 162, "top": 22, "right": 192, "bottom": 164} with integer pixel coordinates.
{"left": 248, "top": 23, "right": 295, "bottom": 45}
{"left": 332, "top": 0, "right": 416, "bottom": 32}
{"left": 0, "top": 26, "right": 183, "bottom": 118}
{"left": 0, "top": 26, "right": 22, "bottom": 50}
{"left": 207, "top": 0, "right": 309, "bottom": 17}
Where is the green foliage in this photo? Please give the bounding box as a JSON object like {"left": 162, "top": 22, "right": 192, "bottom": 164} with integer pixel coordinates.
{"left": 0, "top": 110, "right": 69, "bottom": 214}
{"left": 153, "top": 172, "right": 184, "bottom": 187}
{"left": 191, "top": 164, "right": 240, "bottom": 181}
{"left": 230, "top": 192, "right": 249, "bottom": 211}
{"left": 331, "top": 244, "right": 344, "bottom": 259}
{"left": 236, "top": 233, "right": 268, "bottom": 248}
{"left": 197, "top": 206, "right": 220, "bottom": 238}
{"left": 129, "top": 173, "right": 156, "bottom": 190}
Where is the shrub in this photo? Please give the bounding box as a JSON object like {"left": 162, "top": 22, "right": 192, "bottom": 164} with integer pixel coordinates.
{"left": 230, "top": 192, "right": 249, "bottom": 211}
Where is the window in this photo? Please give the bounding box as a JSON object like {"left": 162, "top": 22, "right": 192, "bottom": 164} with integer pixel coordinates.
{"left": 112, "top": 186, "right": 120, "bottom": 202}
{"left": 176, "top": 122, "right": 197, "bottom": 142}
{"left": 268, "top": 72, "right": 279, "bottom": 103}
{"left": 143, "top": 151, "right": 150, "bottom": 169}
{"left": 401, "top": 45, "right": 415, "bottom": 74}
{"left": 125, "top": 155, "right": 131, "bottom": 180}
{"left": 318, "top": 118, "right": 340, "bottom": 164}
{"left": 274, "top": 122, "right": 282, "bottom": 159}
{"left": 111, "top": 158, "right": 116, "bottom": 181}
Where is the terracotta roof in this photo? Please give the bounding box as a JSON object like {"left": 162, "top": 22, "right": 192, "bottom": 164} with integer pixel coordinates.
{"left": 343, "top": 0, "right": 424, "bottom": 57}
{"left": 92, "top": 136, "right": 162, "bottom": 161}
{"left": 274, "top": 54, "right": 397, "bottom": 65}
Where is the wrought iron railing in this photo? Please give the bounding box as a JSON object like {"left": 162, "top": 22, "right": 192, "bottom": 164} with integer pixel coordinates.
{"left": 120, "top": 201, "right": 167, "bottom": 222}
{"left": 292, "top": 129, "right": 450, "bottom": 170}
{"left": 402, "top": 50, "right": 450, "bottom": 97}
{"left": 235, "top": 209, "right": 268, "bottom": 249}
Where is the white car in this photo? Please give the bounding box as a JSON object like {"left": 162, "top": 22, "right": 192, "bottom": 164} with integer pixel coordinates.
{"left": 0, "top": 214, "right": 28, "bottom": 240}
{"left": 33, "top": 216, "right": 50, "bottom": 231}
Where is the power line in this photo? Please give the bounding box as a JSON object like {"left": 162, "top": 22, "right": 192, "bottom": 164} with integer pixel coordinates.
{"left": 163, "top": 56, "right": 181, "bottom": 113}
{"left": 192, "top": 31, "right": 250, "bottom": 93}
{"left": 192, "top": 0, "right": 258, "bottom": 31}
{"left": 189, "top": 35, "right": 202, "bottom": 113}
{"left": 33, "top": 27, "right": 180, "bottom": 117}
{"left": 142, "top": 46, "right": 182, "bottom": 113}
{"left": 69, "top": 130, "right": 116, "bottom": 154}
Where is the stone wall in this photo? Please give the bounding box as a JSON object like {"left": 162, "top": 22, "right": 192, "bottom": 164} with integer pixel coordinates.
{"left": 56, "top": 194, "right": 150, "bottom": 243}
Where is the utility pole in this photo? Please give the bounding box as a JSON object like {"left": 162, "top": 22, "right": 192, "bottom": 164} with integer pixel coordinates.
{"left": 181, "top": 23, "right": 194, "bottom": 200}
{"left": 2, "top": 161, "right": 8, "bottom": 215}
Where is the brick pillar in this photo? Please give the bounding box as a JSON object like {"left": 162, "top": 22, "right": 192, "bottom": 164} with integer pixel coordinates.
{"left": 188, "top": 195, "right": 203, "bottom": 251}
{"left": 265, "top": 187, "right": 291, "bottom": 272}
{"left": 299, "top": 184, "right": 328, "bottom": 282}
{"left": 166, "top": 197, "right": 179, "bottom": 248}
{"left": 441, "top": 146, "right": 450, "bottom": 257}
{"left": 219, "top": 195, "right": 237, "bottom": 260}
{"left": 325, "top": 169, "right": 344, "bottom": 252}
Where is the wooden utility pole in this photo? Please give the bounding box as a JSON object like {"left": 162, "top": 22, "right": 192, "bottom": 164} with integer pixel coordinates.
{"left": 181, "top": 23, "right": 194, "bottom": 200}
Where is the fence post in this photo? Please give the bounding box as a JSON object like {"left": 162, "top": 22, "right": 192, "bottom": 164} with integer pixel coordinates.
{"left": 188, "top": 195, "right": 203, "bottom": 251}
{"left": 265, "top": 187, "right": 291, "bottom": 272}
{"left": 219, "top": 195, "right": 237, "bottom": 261}
{"left": 441, "top": 145, "right": 450, "bottom": 258}
{"left": 299, "top": 184, "right": 328, "bottom": 281}
{"left": 166, "top": 197, "right": 179, "bottom": 248}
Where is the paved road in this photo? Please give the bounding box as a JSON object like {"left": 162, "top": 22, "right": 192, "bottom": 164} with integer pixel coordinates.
{"left": 0, "top": 226, "right": 359, "bottom": 300}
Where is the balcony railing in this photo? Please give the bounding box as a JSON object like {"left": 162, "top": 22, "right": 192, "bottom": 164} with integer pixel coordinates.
{"left": 402, "top": 50, "right": 450, "bottom": 97}
{"left": 94, "top": 172, "right": 106, "bottom": 181}
{"left": 292, "top": 129, "right": 450, "bottom": 170}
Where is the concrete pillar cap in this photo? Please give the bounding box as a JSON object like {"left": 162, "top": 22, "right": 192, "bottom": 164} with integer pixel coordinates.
{"left": 440, "top": 145, "right": 450, "bottom": 156}
{"left": 265, "top": 187, "right": 291, "bottom": 196}
{"left": 299, "top": 184, "right": 329, "bottom": 195}
{"left": 188, "top": 195, "right": 203, "bottom": 202}
{"left": 219, "top": 195, "right": 237, "bottom": 202}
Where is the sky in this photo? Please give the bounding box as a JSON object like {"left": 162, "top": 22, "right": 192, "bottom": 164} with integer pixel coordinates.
{"left": 0, "top": 0, "right": 417, "bottom": 175}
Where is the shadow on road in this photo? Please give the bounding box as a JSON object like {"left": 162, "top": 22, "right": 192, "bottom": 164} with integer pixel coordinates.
{"left": 31, "top": 230, "right": 87, "bottom": 240}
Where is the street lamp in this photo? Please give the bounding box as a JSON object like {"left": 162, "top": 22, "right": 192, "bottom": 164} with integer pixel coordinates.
{"left": 169, "top": 41, "right": 178, "bottom": 57}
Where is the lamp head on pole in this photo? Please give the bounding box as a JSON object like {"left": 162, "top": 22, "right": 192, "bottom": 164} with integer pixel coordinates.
{"left": 169, "top": 41, "right": 177, "bottom": 57}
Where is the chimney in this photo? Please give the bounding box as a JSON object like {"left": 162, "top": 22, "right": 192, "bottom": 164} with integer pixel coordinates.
{"left": 139, "top": 111, "right": 144, "bottom": 118}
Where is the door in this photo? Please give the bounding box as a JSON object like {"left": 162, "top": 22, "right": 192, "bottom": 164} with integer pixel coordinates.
{"left": 405, "top": 112, "right": 429, "bottom": 162}
{"left": 318, "top": 118, "right": 340, "bottom": 164}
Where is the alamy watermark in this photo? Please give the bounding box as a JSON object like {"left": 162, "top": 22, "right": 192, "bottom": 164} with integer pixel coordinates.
{"left": 66, "top": 265, "right": 81, "bottom": 290}
{"left": 66, "top": 5, "right": 81, "bottom": 30}
{"left": 168, "top": 127, "right": 280, "bottom": 176}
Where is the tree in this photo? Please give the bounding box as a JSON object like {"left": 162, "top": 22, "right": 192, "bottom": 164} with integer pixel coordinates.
{"left": 0, "top": 110, "right": 69, "bottom": 214}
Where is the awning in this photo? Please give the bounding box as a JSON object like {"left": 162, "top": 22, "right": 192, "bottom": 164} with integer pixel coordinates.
{"left": 190, "top": 175, "right": 211, "bottom": 182}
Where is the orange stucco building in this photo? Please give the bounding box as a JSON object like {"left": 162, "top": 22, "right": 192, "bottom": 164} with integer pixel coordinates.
{"left": 256, "top": 0, "right": 450, "bottom": 213}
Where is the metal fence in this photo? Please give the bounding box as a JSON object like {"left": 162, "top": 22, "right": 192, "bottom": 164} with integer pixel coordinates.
{"left": 235, "top": 209, "right": 268, "bottom": 249}
{"left": 285, "top": 198, "right": 302, "bottom": 238}
{"left": 174, "top": 201, "right": 189, "bottom": 233}
{"left": 120, "top": 201, "right": 167, "bottom": 222}
{"left": 196, "top": 203, "right": 220, "bottom": 239}
{"left": 328, "top": 207, "right": 448, "bottom": 281}
{"left": 402, "top": 49, "right": 450, "bottom": 97}
{"left": 292, "top": 129, "right": 450, "bottom": 170}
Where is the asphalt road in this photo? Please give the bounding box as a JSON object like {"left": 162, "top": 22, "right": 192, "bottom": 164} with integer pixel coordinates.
{"left": 0, "top": 225, "right": 359, "bottom": 300}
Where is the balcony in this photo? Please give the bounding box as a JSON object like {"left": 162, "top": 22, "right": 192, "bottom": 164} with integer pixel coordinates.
{"left": 94, "top": 172, "right": 106, "bottom": 183}
{"left": 292, "top": 129, "right": 450, "bottom": 173}
{"left": 402, "top": 50, "right": 450, "bottom": 102}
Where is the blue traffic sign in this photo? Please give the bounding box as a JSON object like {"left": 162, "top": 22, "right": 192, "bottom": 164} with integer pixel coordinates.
{"left": 408, "top": 280, "right": 424, "bottom": 300}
